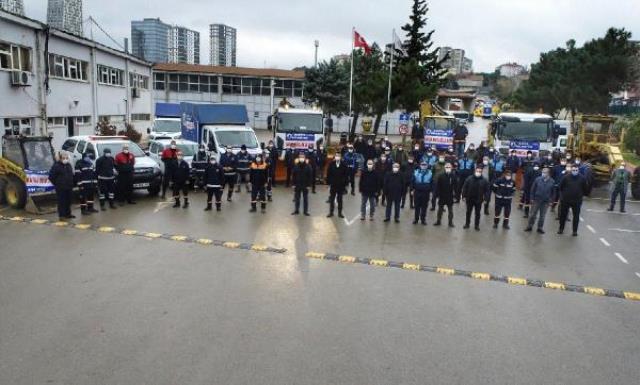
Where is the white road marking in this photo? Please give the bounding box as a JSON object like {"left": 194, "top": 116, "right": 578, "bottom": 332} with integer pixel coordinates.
{"left": 599, "top": 238, "right": 611, "bottom": 247}
{"left": 586, "top": 209, "right": 640, "bottom": 216}
{"left": 608, "top": 228, "right": 640, "bottom": 233}
{"left": 153, "top": 200, "right": 174, "bottom": 213}
{"left": 615, "top": 253, "right": 629, "bottom": 264}
{"left": 587, "top": 197, "right": 640, "bottom": 203}
{"left": 345, "top": 202, "right": 369, "bottom": 226}
{"left": 579, "top": 216, "right": 584, "bottom": 222}
{"left": 586, "top": 225, "right": 596, "bottom": 234}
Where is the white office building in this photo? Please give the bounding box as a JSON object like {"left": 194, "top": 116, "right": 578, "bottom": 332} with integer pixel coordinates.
{"left": 47, "top": 0, "right": 83, "bottom": 36}
{"left": 0, "top": 10, "right": 153, "bottom": 150}
{"left": 0, "top": 0, "right": 24, "bottom": 15}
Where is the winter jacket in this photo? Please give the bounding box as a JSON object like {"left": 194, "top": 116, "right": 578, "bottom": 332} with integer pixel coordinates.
{"left": 326, "top": 161, "right": 349, "bottom": 191}
{"left": 74, "top": 158, "right": 97, "bottom": 186}
{"left": 203, "top": 163, "right": 225, "bottom": 187}
{"left": 559, "top": 173, "right": 588, "bottom": 204}
{"left": 161, "top": 148, "right": 178, "bottom": 174}
{"left": 436, "top": 171, "right": 456, "bottom": 204}
{"left": 359, "top": 168, "right": 381, "bottom": 196}
{"left": 49, "top": 161, "right": 74, "bottom": 190}
{"left": 172, "top": 160, "right": 191, "bottom": 185}
{"left": 492, "top": 176, "right": 516, "bottom": 199}
{"left": 383, "top": 171, "right": 405, "bottom": 199}
{"left": 236, "top": 151, "right": 252, "bottom": 171}
{"left": 610, "top": 168, "right": 631, "bottom": 188}
{"left": 95, "top": 156, "right": 116, "bottom": 179}
{"left": 453, "top": 125, "right": 468, "bottom": 141}
{"left": 506, "top": 155, "right": 521, "bottom": 172}
{"left": 343, "top": 151, "right": 359, "bottom": 171}
{"left": 530, "top": 176, "right": 555, "bottom": 203}
{"left": 412, "top": 168, "right": 433, "bottom": 193}
{"left": 292, "top": 162, "right": 313, "bottom": 189}
{"left": 219, "top": 153, "right": 237, "bottom": 175}
{"left": 114, "top": 152, "right": 135, "bottom": 173}
{"left": 462, "top": 175, "right": 489, "bottom": 203}
{"left": 363, "top": 145, "right": 377, "bottom": 162}
{"left": 249, "top": 161, "right": 268, "bottom": 186}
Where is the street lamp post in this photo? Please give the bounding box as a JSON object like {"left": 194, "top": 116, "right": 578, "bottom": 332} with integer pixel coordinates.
{"left": 314, "top": 40, "right": 319, "bottom": 68}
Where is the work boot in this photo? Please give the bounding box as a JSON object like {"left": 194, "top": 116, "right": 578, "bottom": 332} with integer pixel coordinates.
{"left": 100, "top": 202, "right": 106, "bottom": 211}
{"left": 523, "top": 207, "right": 529, "bottom": 218}
{"left": 484, "top": 204, "right": 489, "bottom": 215}
{"left": 88, "top": 204, "right": 99, "bottom": 213}
{"left": 173, "top": 198, "right": 180, "bottom": 208}
{"left": 433, "top": 220, "right": 441, "bottom": 226}
{"left": 327, "top": 212, "right": 334, "bottom": 218}
{"left": 204, "top": 203, "right": 212, "bottom": 211}
{"left": 448, "top": 220, "right": 455, "bottom": 228}
{"left": 503, "top": 219, "right": 510, "bottom": 229}
{"left": 463, "top": 223, "right": 470, "bottom": 229}
{"left": 108, "top": 201, "right": 117, "bottom": 209}
{"left": 183, "top": 198, "right": 189, "bottom": 208}
{"left": 537, "top": 228, "right": 545, "bottom": 234}
{"left": 606, "top": 207, "right": 613, "bottom": 211}
{"left": 493, "top": 218, "right": 499, "bottom": 229}
{"left": 236, "top": 185, "right": 241, "bottom": 193}
{"left": 249, "top": 203, "right": 257, "bottom": 212}
{"left": 80, "top": 206, "right": 89, "bottom": 215}
{"left": 261, "top": 203, "right": 266, "bottom": 213}
{"left": 524, "top": 227, "right": 532, "bottom": 232}
{"left": 338, "top": 211, "right": 344, "bottom": 218}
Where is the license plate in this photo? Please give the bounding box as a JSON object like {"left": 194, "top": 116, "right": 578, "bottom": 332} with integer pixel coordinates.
{"left": 133, "top": 183, "right": 150, "bottom": 188}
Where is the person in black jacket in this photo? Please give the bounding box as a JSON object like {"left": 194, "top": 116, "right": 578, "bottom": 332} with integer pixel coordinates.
{"left": 172, "top": 151, "right": 191, "bottom": 208}
{"left": 434, "top": 162, "right": 456, "bottom": 227}
{"left": 249, "top": 155, "right": 269, "bottom": 213}
{"left": 326, "top": 153, "right": 349, "bottom": 218}
{"left": 265, "top": 140, "right": 278, "bottom": 187}
{"left": 316, "top": 145, "right": 327, "bottom": 183}
{"left": 383, "top": 163, "right": 405, "bottom": 223}
{"left": 462, "top": 166, "right": 489, "bottom": 230}
{"left": 219, "top": 147, "right": 237, "bottom": 202}
{"left": 49, "top": 152, "right": 75, "bottom": 220}
{"left": 401, "top": 157, "right": 416, "bottom": 209}
{"left": 492, "top": 170, "right": 516, "bottom": 229}
{"left": 558, "top": 164, "right": 588, "bottom": 236}
{"left": 95, "top": 148, "right": 117, "bottom": 210}
{"left": 305, "top": 144, "right": 318, "bottom": 194}
{"left": 291, "top": 152, "right": 313, "bottom": 215}
{"left": 236, "top": 145, "right": 253, "bottom": 193}
{"left": 74, "top": 152, "right": 99, "bottom": 215}
{"left": 203, "top": 156, "right": 225, "bottom": 211}
{"left": 359, "top": 159, "right": 381, "bottom": 220}
{"left": 115, "top": 145, "right": 136, "bottom": 204}
{"left": 363, "top": 139, "right": 377, "bottom": 162}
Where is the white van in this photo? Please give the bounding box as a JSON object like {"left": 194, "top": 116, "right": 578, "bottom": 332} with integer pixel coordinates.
{"left": 147, "top": 117, "right": 182, "bottom": 140}
{"left": 201, "top": 126, "right": 262, "bottom": 161}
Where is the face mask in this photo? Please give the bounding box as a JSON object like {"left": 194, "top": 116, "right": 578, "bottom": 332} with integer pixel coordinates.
{"left": 560, "top": 161, "right": 566, "bottom": 166}
{"left": 335, "top": 157, "right": 341, "bottom": 162}
{"left": 566, "top": 155, "right": 571, "bottom": 160}
{"left": 469, "top": 147, "right": 475, "bottom": 151}
{"left": 489, "top": 149, "right": 495, "bottom": 153}
{"left": 319, "top": 147, "right": 324, "bottom": 151}
{"left": 392, "top": 167, "right": 399, "bottom": 173}
{"left": 439, "top": 157, "right": 445, "bottom": 163}
{"left": 619, "top": 165, "right": 625, "bottom": 170}
{"left": 408, "top": 159, "right": 414, "bottom": 164}
{"left": 505, "top": 175, "right": 512, "bottom": 180}
{"left": 105, "top": 153, "right": 112, "bottom": 158}
{"left": 368, "top": 141, "right": 373, "bottom": 146}
{"left": 527, "top": 155, "right": 532, "bottom": 159}
{"left": 62, "top": 159, "right": 69, "bottom": 164}
{"left": 420, "top": 165, "right": 427, "bottom": 170}
{"left": 547, "top": 156, "right": 552, "bottom": 160}
{"left": 348, "top": 149, "right": 353, "bottom": 152}
{"left": 575, "top": 160, "right": 581, "bottom": 165}
{"left": 367, "top": 164, "right": 374, "bottom": 170}
{"left": 171, "top": 145, "right": 176, "bottom": 149}
{"left": 123, "top": 150, "right": 129, "bottom": 154}
{"left": 298, "top": 158, "right": 305, "bottom": 163}
{"left": 483, "top": 160, "right": 488, "bottom": 165}
{"left": 414, "top": 146, "right": 419, "bottom": 150}
{"left": 381, "top": 157, "right": 387, "bottom": 162}
{"left": 542, "top": 172, "right": 549, "bottom": 178}
{"left": 565, "top": 166, "right": 572, "bottom": 172}
{"left": 268, "top": 143, "right": 273, "bottom": 147}
{"left": 177, "top": 156, "right": 183, "bottom": 161}
{"left": 571, "top": 170, "right": 579, "bottom": 176}
{"left": 445, "top": 168, "right": 452, "bottom": 174}
{"left": 210, "top": 160, "right": 216, "bottom": 164}
{"left": 533, "top": 167, "right": 540, "bottom": 171}
{"left": 427, "top": 152, "right": 433, "bottom": 156}
{"left": 475, "top": 172, "right": 482, "bottom": 177}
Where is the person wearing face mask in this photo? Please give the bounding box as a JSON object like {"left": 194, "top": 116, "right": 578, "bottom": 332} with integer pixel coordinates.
{"left": 353, "top": 134, "right": 365, "bottom": 155}
{"left": 359, "top": 160, "right": 381, "bottom": 220}
{"left": 249, "top": 155, "right": 269, "bottom": 213}
{"left": 160, "top": 140, "right": 179, "bottom": 198}
{"left": 383, "top": 163, "right": 405, "bottom": 223}
{"left": 191, "top": 144, "right": 208, "bottom": 190}
{"left": 461, "top": 166, "right": 489, "bottom": 230}
{"left": 316, "top": 144, "right": 328, "bottom": 183}
{"left": 421, "top": 147, "right": 437, "bottom": 167}
{"left": 219, "top": 146, "right": 238, "bottom": 202}
{"left": 490, "top": 156, "right": 506, "bottom": 183}
{"left": 401, "top": 156, "right": 416, "bottom": 209}
{"left": 171, "top": 151, "right": 191, "bottom": 208}
{"left": 236, "top": 145, "right": 253, "bottom": 193}
{"left": 453, "top": 122, "right": 468, "bottom": 159}
{"left": 411, "top": 161, "right": 433, "bottom": 225}
{"left": 430, "top": 152, "right": 447, "bottom": 211}
{"left": 524, "top": 166, "right": 555, "bottom": 234}
{"left": 49, "top": 152, "right": 76, "bottom": 220}
{"left": 456, "top": 151, "right": 475, "bottom": 203}
{"left": 363, "top": 139, "right": 377, "bottom": 162}
{"left": 411, "top": 143, "right": 424, "bottom": 164}
{"left": 392, "top": 144, "right": 409, "bottom": 167}
{"left": 265, "top": 141, "right": 278, "bottom": 187}
{"left": 480, "top": 157, "right": 493, "bottom": 214}
{"left": 95, "top": 148, "right": 117, "bottom": 210}
{"left": 491, "top": 169, "right": 516, "bottom": 229}
{"left": 115, "top": 144, "right": 136, "bottom": 205}
{"left": 551, "top": 158, "right": 568, "bottom": 211}
{"left": 434, "top": 162, "right": 456, "bottom": 227}
{"left": 506, "top": 149, "right": 521, "bottom": 175}
{"left": 558, "top": 164, "right": 588, "bottom": 236}
{"left": 466, "top": 144, "right": 478, "bottom": 163}
{"left": 305, "top": 144, "right": 318, "bottom": 194}
{"left": 263, "top": 150, "right": 274, "bottom": 202}
{"left": 291, "top": 152, "right": 312, "bottom": 215}
{"left": 326, "top": 153, "right": 349, "bottom": 218}
{"left": 203, "top": 156, "right": 225, "bottom": 211}
{"left": 608, "top": 162, "right": 630, "bottom": 213}
{"left": 74, "top": 152, "right": 99, "bottom": 215}
{"left": 375, "top": 154, "right": 392, "bottom": 206}
{"left": 522, "top": 162, "right": 541, "bottom": 218}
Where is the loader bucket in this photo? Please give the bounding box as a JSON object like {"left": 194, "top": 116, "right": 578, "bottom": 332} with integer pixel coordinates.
{"left": 24, "top": 191, "right": 58, "bottom": 215}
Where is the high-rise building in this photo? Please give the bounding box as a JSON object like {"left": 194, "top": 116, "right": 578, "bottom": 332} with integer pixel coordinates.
{"left": 169, "top": 26, "right": 200, "bottom": 65}
{"left": 209, "top": 24, "right": 236, "bottom": 67}
{"left": 131, "top": 19, "right": 200, "bottom": 64}
{"left": 461, "top": 57, "right": 473, "bottom": 74}
{"left": 131, "top": 18, "right": 170, "bottom": 64}
{"left": 0, "top": 0, "right": 24, "bottom": 15}
{"left": 47, "top": 0, "right": 83, "bottom": 36}
{"left": 438, "top": 47, "right": 466, "bottom": 75}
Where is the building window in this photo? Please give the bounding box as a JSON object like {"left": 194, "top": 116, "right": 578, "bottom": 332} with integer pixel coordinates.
{"left": 131, "top": 113, "right": 151, "bottom": 121}
{"left": 154, "top": 72, "right": 165, "bottom": 90}
{"left": 222, "top": 76, "right": 241, "bottom": 94}
{"left": 75, "top": 116, "right": 91, "bottom": 125}
{"left": 97, "top": 64, "right": 124, "bottom": 86}
{"left": 47, "top": 117, "right": 68, "bottom": 126}
{"left": 47, "top": 54, "right": 87, "bottom": 81}
{"left": 129, "top": 72, "right": 149, "bottom": 90}
{"left": 168, "top": 74, "right": 179, "bottom": 91}
{"left": 0, "top": 41, "right": 32, "bottom": 72}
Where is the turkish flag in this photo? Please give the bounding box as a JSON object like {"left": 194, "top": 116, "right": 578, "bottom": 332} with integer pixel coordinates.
{"left": 354, "top": 30, "right": 371, "bottom": 55}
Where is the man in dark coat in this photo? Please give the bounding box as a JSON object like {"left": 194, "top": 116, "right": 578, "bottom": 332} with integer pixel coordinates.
{"left": 558, "top": 164, "right": 589, "bottom": 236}
{"left": 326, "top": 153, "right": 349, "bottom": 218}
{"left": 171, "top": 151, "right": 191, "bottom": 208}
{"left": 49, "top": 152, "right": 75, "bottom": 220}
{"left": 292, "top": 152, "right": 313, "bottom": 216}
{"left": 434, "top": 162, "right": 456, "bottom": 227}
{"left": 114, "top": 144, "right": 136, "bottom": 205}
{"left": 203, "top": 157, "right": 225, "bottom": 211}
{"left": 462, "top": 166, "right": 490, "bottom": 230}
{"left": 359, "top": 159, "right": 381, "bottom": 220}
{"left": 383, "top": 163, "right": 405, "bottom": 223}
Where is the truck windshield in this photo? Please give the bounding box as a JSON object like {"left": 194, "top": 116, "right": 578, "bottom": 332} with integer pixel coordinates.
{"left": 425, "top": 118, "right": 454, "bottom": 131}
{"left": 174, "top": 143, "right": 197, "bottom": 156}
{"left": 97, "top": 142, "right": 146, "bottom": 157}
{"left": 453, "top": 112, "right": 469, "bottom": 120}
{"left": 24, "top": 141, "right": 54, "bottom": 171}
{"left": 277, "top": 113, "right": 323, "bottom": 134}
{"left": 216, "top": 131, "right": 259, "bottom": 149}
{"left": 154, "top": 119, "right": 181, "bottom": 133}
{"left": 498, "top": 121, "right": 550, "bottom": 141}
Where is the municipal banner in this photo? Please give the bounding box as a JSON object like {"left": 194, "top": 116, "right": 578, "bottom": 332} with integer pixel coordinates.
{"left": 25, "top": 170, "right": 54, "bottom": 193}
{"left": 284, "top": 133, "right": 315, "bottom": 149}
{"left": 424, "top": 123, "right": 453, "bottom": 149}
{"left": 509, "top": 141, "right": 540, "bottom": 157}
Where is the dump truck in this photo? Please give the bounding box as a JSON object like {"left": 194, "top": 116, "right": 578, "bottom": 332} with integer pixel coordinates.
{"left": 0, "top": 135, "right": 57, "bottom": 213}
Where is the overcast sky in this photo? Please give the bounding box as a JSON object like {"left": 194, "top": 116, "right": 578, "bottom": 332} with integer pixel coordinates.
{"left": 21, "top": 0, "right": 640, "bottom": 72}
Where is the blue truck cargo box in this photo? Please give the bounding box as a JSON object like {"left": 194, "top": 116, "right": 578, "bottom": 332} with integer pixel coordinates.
{"left": 180, "top": 103, "right": 249, "bottom": 144}
{"left": 155, "top": 102, "right": 181, "bottom": 118}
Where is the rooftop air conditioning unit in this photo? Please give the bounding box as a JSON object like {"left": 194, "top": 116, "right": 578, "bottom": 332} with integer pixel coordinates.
{"left": 11, "top": 71, "right": 31, "bottom": 87}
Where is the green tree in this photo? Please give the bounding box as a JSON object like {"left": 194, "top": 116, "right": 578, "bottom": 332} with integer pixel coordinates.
{"left": 303, "top": 58, "right": 349, "bottom": 117}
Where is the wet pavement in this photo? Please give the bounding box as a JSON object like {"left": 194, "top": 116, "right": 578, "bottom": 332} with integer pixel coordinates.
{"left": 1, "top": 120, "right": 640, "bottom": 384}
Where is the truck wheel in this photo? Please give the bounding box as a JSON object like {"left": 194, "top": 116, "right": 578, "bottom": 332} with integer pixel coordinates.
{"left": 4, "top": 176, "right": 27, "bottom": 209}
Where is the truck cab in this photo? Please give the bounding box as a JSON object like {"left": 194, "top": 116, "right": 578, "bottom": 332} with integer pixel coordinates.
{"left": 148, "top": 103, "right": 182, "bottom": 140}
{"left": 201, "top": 125, "right": 261, "bottom": 161}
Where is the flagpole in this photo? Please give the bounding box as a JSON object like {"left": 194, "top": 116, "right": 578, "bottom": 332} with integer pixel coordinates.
{"left": 348, "top": 27, "right": 354, "bottom": 124}
{"left": 386, "top": 29, "right": 394, "bottom": 123}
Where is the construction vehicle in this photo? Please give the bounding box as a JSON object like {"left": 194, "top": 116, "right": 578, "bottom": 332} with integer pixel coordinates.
{"left": 419, "top": 100, "right": 457, "bottom": 150}
{"left": 0, "top": 135, "right": 57, "bottom": 213}
{"left": 567, "top": 115, "right": 624, "bottom": 184}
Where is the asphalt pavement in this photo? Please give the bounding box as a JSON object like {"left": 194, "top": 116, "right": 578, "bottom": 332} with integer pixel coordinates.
{"left": 2, "top": 120, "right": 640, "bottom": 384}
